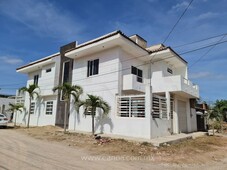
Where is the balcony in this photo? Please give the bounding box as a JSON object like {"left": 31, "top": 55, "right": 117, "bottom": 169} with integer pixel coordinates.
{"left": 152, "top": 75, "right": 199, "bottom": 98}
{"left": 123, "top": 74, "right": 145, "bottom": 93}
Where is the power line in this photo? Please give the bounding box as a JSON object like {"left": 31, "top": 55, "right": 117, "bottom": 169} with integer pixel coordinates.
{"left": 3, "top": 38, "right": 227, "bottom": 90}
{"left": 162, "top": 0, "right": 194, "bottom": 44}
{"left": 189, "top": 35, "right": 226, "bottom": 69}
{"left": 2, "top": 38, "right": 227, "bottom": 89}
{"left": 180, "top": 39, "right": 227, "bottom": 55}
{"left": 173, "top": 32, "right": 227, "bottom": 48}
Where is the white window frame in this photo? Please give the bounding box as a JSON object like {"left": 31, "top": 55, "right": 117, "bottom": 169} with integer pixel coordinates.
{"left": 34, "top": 75, "right": 39, "bottom": 85}
{"left": 87, "top": 59, "right": 99, "bottom": 77}
{"left": 117, "top": 95, "right": 145, "bottom": 118}
{"left": 152, "top": 95, "right": 167, "bottom": 119}
{"left": 45, "top": 101, "right": 53, "bottom": 115}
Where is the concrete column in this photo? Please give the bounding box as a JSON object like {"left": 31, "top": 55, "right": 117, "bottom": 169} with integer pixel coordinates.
{"left": 173, "top": 98, "right": 179, "bottom": 134}
{"left": 118, "top": 50, "right": 122, "bottom": 96}
{"left": 186, "top": 100, "right": 191, "bottom": 132}
{"left": 165, "top": 91, "right": 170, "bottom": 120}
{"left": 144, "top": 62, "right": 152, "bottom": 139}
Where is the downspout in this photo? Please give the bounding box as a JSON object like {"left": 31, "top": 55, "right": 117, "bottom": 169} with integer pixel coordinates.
{"left": 149, "top": 60, "right": 153, "bottom": 139}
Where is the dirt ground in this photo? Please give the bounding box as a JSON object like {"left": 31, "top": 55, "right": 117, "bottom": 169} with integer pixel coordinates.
{"left": 15, "top": 125, "right": 227, "bottom": 165}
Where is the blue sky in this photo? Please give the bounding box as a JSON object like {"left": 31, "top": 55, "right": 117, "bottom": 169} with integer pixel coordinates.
{"left": 0, "top": 0, "right": 226, "bottom": 102}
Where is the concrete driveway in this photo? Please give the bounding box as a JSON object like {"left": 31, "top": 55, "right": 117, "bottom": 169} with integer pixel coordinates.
{"left": 0, "top": 129, "right": 226, "bottom": 170}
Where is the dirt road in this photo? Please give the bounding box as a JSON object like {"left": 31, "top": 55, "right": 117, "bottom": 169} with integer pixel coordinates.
{"left": 0, "top": 129, "right": 227, "bottom": 170}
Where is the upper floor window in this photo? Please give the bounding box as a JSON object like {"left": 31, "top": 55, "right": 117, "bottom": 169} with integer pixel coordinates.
{"left": 63, "top": 61, "right": 70, "bottom": 83}
{"left": 34, "top": 75, "right": 39, "bottom": 85}
{"left": 131, "top": 66, "right": 143, "bottom": 83}
{"left": 46, "top": 68, "right": 51, "bottom": 73}
{"left": 87, "top": 59, "right": 99, "bottom": 77}
{"left": 167, "top": 68, "right": 173, "bottom": 74}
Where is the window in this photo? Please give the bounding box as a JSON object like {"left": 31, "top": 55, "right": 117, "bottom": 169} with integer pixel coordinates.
{"left": 87, "top": 59, "right": 99, "bottom": 77}
{"left": 46, "top": 68, "right": 51, "bottom": 73}
{"left": 85, "top": 106, "right": 95, "bottom": 116}
{"left": 152, "top": 95, "right": 167, "bottom": 118}
{"left": 34, "top": 75, "right": 39, "bottom": 85}
{"left": 118, "top": 96, "right": 145, "bottom": 118}
{"left": 63, "top": 61, "right": 70, "bottom": 83}
{"left": 167, "top": 68, "right": 173, "bottom": 74}
{"left": 170, "top": 98, "right": 174, "bottom": 119}
{"left": 46, "top": 101, "right": 53, "bottom": 115}
{"left": 131, "top": 66, "right": 143, "bottom": 83}
{"left": 30, "top": 102, "right": 35, "bottom": 114}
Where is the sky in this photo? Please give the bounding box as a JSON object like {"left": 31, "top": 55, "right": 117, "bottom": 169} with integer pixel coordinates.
{"left": 0, "top": 0, "right": 227, "bottom": 103}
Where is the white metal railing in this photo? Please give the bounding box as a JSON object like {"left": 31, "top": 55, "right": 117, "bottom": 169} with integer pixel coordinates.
{"left": 117, "top": 95, "right": 145, "bottom": 118}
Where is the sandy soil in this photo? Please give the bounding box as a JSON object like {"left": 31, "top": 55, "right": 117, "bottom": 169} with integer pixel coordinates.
{"left": 15, "top": 126, "right": 227, "bottom": 164}
{"left": 1, "top": 126, "right": 227, "bottom": 169}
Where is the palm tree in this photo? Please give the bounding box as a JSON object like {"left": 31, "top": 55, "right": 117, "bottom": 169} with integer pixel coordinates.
{"left": 8, "top": 103, "right": 24, "bottom": 126}
{"left": 76, "top": 94, "right": 110, "bottom": 134}
{"left": 53, "top": 83, "right": 83, "bottom": 133}
{"left": 19, "top": 84, "right": 39, "bottom": 128}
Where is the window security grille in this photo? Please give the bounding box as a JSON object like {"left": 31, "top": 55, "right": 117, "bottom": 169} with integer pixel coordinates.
{"left": 152, "top": 95, "right": 167, "bottom": 118}
{"left": 118, "top": 95, "right": 145, "bottom": 118}
{"left": 46, "top": 101, "right": 53, "bottom": 115}
{"left": 30, "top": 102, "right": 35, "bottom": 114}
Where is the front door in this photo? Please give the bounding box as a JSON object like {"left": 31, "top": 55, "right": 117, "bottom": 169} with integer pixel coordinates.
{"left": 178, "top": 100, "right": 187, "bottom": 133}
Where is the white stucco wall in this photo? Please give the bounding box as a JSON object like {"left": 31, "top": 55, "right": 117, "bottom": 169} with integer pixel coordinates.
{"left": 15, "top": 95, "right": 57, "bottom": 126}
{"left": 150, "top": 119, "right": 172, "bottom": 138}
{"left": 68, "top": 47, "right": 152, "bottom": 139}
{"left": 15, "top": 58, "right": 60, "bottom": 126}
{"left": 0, "top": 97, "right": 15, "bottom": 119}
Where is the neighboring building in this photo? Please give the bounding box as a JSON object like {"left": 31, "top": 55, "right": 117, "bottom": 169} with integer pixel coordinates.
{"left": 16, "top": 30, "right": 199, "bottom": 139}
{"left": 195, "top": 103, "right": 208, "bottom": 131}
{"left": 0, "top": 94, "right": 15, "bottom": 120}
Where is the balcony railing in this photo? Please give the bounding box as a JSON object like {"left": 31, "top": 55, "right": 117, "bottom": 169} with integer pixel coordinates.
{"left": 152, "top": 75, "right": 199, "bottom": 98}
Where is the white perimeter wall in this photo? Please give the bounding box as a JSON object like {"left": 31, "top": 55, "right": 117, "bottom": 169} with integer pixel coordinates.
{"left": 15, "top": 95, "right": 57, "bottom": 126}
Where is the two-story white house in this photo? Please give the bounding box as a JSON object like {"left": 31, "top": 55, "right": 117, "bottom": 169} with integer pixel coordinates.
{"left": 15, "top": 30, "right": 199, "bottom": 139}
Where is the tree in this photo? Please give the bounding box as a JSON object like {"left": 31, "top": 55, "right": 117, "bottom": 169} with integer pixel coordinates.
{"left": 208, "top": 100, "right": 227, "bottom": 135}
{"left": 19, "top": 84, "right": 39, "bottom": 128}
{"left": 213, "top": 100, "right": 227, "bottom": 122}
{"left": 8, "top": 103, "right": 24, "bottom": 126}
{"left": 76, "top": 94, "right": 110, "bottom": 134}
{"left": 53, "top": 83, "right": 83, "bottom": 133}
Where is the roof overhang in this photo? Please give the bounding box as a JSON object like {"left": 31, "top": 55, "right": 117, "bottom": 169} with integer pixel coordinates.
{"left": 17, "top": 53, "right": 59, "bottom": 73}
{"left": 150, "top": 48, "right": 187, "bottom": 67}
{"left": 65, "top": 32, "right": 148, "bottom": 59}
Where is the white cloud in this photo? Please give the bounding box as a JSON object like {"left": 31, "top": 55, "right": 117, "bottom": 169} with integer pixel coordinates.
{"left": 171, "top": 1, "right": 190, "bottom": 12}
{"left": 196, "top": 12, "right": 220, "bottom": 21}
{"left": 0, "top": 56, "right": 23, "bottom": 65}
{"left": 0, "top": 0, "right": 84, "bottom": 41}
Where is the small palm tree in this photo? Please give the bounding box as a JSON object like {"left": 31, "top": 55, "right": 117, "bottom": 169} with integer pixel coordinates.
{"left": 19, "top": 84, "right": 39, "bottom": 128}
{"left": 53, "top": 83, "right": 83, "bottom": 133}
{"left": 8, "top": 103, "right": 24, "bottom": 126}
{"left": 76, "top": 94, "right": 110, "bottom": 134}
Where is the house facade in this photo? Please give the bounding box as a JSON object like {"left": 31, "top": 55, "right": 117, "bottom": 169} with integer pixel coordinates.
{"left": 0, "top": 94, "right": 15, "bottom": 120}
{"left": 15, "top": 30, "right": 199, "bottom": 139}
